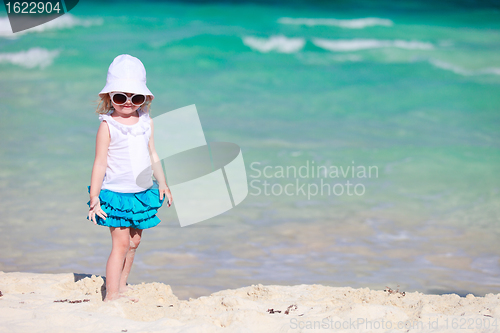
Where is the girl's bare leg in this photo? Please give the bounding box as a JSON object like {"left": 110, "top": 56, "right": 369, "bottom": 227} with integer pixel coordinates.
{"left": 118, "top": 227, "right": 142, "bottom": 293}
{"left": 104, "top": 227, "right": 131, "bottom": 302}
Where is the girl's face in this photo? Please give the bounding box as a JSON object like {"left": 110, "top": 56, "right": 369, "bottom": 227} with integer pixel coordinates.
{"left": 111, "top": 92, "right": 142, "bottom": 116}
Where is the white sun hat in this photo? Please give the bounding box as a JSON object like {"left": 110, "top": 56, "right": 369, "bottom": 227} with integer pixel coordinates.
{"left": 98, "top": 54, "right": 154, "bottom": 100}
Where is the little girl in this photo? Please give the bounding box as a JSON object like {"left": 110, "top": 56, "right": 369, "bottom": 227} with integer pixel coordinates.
{"left": 87, "top": 54, "right": 173, "bottom": 302}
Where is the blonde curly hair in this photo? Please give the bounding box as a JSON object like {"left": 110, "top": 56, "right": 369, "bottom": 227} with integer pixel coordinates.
{"left": 95, "top": 94, "right": 153, "bottom": 115}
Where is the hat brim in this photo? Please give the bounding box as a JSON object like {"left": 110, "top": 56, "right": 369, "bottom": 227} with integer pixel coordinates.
{"left": 99, "top": 81, "right": 154, "bottom": 100}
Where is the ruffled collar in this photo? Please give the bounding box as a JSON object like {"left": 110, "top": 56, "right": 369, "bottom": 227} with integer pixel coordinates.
{"left": 99, "top": 109, "right": 150, "bottom": 136}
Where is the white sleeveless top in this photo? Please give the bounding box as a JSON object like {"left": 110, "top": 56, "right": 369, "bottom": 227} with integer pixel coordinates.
{"left": 99, "top": 109, "right": 154, "bottom": 193}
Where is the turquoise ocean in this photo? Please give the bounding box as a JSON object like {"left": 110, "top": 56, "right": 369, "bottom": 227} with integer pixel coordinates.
{"left": 0, "top": 0, "right": 499, "bottom": 299}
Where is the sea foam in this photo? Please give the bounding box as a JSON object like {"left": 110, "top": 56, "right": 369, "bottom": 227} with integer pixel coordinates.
{"left": 0, "top": 47, "right": 60, "bottom": 69}
{"left": 242, "top": 35, "right": 305, "bottom": 53}
{"left": 429, "top": 59, "right": 500, "bottom": 76}
{"left": 278, "top": 17, "right": 393, "bottom": 29}
{"left": 0, "top": 14, "right": 103, "bottom": 38}
{"left": 312, "top": 38, "right": 434, "bottom": 51}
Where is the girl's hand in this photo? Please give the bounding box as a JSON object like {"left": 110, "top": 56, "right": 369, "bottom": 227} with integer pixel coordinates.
{"left": 88, "top": 196, "right": 107, "bottom": 225}
{"left": 159, "top": 184, "right": 173, "bottom": 207}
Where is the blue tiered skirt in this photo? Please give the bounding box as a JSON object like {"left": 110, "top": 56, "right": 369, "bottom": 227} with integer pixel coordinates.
{"left": 86, "top": 184, "right": 165, "bottom": 229}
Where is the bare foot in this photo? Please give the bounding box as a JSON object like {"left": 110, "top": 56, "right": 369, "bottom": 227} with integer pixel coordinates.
{"left": 103, "top": 294, "right": 119, "bottom": 302}
{"left": 119, "top": 293, "right": 139, "bottom": 303}
{"left": 104, "top": 292, "right": 138, "bottom": 303}
{"left": 119, "top": 285, "right": 134, "bottom": 293}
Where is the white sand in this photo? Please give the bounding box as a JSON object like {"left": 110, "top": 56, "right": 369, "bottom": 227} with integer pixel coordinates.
{"left": 1, "top": 271, "right": 499, "bottom": 332}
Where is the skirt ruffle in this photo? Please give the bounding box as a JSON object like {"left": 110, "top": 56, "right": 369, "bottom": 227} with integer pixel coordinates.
{"left": 87, "top": 185, "right": 165, "bottom": 229}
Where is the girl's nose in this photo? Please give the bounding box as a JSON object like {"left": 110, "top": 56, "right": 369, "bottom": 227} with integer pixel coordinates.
{"left": 124, "top": 94, "right": 133, "bottom": 105}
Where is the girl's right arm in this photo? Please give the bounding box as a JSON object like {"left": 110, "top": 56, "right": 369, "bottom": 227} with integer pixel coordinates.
{"left": 88, "top": 121, "right": 110, "bottom": 224}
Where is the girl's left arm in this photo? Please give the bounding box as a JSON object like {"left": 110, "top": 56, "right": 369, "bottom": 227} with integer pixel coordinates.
{"left": 149, "top": 118, "right": 173, "bottom": 206}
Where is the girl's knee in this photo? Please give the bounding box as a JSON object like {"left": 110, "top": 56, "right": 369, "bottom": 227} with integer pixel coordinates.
{"left": 129, "top": 229, "right": 142, "bottom": 250}
{"left": 130, "top": 235, "right": 141, "bottom": 250}
{"left": 111, "top": 240, "right": 130, "bottom": 257}
{"left": 111, "top": 227, "right": 133, "bottom": 253}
